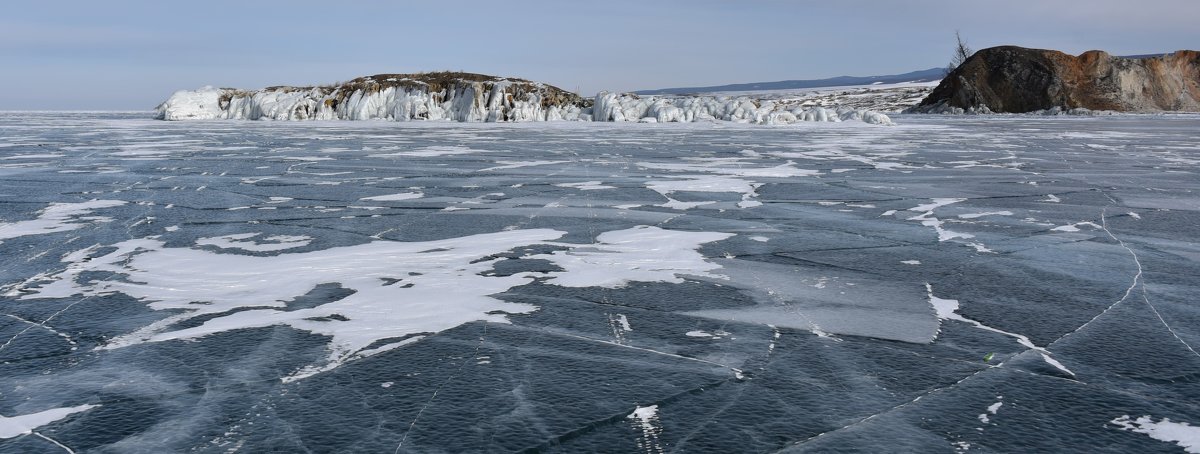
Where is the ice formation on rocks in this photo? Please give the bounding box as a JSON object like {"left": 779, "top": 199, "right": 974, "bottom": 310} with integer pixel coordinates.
{"left": 155, "top": 72, "right": 894, "bottom": 125}
{"left": 592, "top": 92, "right": 893, "bottom": 125}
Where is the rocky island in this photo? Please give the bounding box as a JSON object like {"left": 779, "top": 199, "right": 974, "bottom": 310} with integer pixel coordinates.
{"left": 911, "top": 46, "right": 1200, "bottom": 113}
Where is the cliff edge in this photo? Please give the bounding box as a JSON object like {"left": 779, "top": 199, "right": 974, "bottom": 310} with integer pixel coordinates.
{"left": 910, "top": 46, "right": 1200, "bottom": 113}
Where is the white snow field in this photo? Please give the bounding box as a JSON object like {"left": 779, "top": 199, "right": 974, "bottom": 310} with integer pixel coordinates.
{"left": 0, "top": 112, "right": 1198, "bottom": 453}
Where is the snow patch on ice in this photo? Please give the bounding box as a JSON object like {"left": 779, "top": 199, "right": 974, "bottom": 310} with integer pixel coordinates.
{"left": 657, "top": 198, "right": 715, "bottom": 210}
{"left": 1111, "top": 415, "right": 1200, "bottom": 453}
{"left": 479, "top": 160, "right": 568, "bottom": 172}
{"left": 608, "top": 313, "right": 633, "bottom": 344}
{"left": 639, "top": 160, "right": 819, "bottom": 178}
{"left": 1039, "top": 353, "right": 1074, "bottom": 376}
{"left": 979, "top": 397, "right": 1003, "bottom": 424}
{"left": 23, "top": 226, "right": 732, "bottom": 381}
{"left": 1051, "top": 221, "right": 1102, "bottom": 232}
{"left": 539, "top": 226, "right": 734, "bottom": 288}
{"left": 685, "top": 329, "right": 730, "bottom": 339}
{"left": 926, "top": 285, "right": 1074, "bottom": 376}
{"left": 555, "top": 181, "right": 615, "bottom": 190}
{"left": 359, "top": 192, "right": 424, "bottom": 202}
{"left": 927, "top": 285, "right": 965, "bottom": 322}
{"left": 910, "top": 198, "right": 966, "bottom": 213}
{"left": 0, "top": 200, "right": 126, "bottom": 241}
{"left": 646, "top": 177, "right": 759, "bottom": 209}
{"left": 637, "top": 160, "right": 816, "bottom": 209}
{"left": 196, "top": 233, "right": 313, "bottom": 252}
{"left": 968, "top": 242, "right": 995, "bottom": 254}
{"left": 958, "top": 211, "right": 1013, "bottom": 219}
{"left": 0, "top": 404, "right": 98, "bottom": 439}
{"left": 627, "top": 404, "right": 665, "bottom": 454}
{"left": 370, "top": 146, "right": 489, "bottom": 158}
{"left": 907, "top": 198, "right": 974, "bottom": 242}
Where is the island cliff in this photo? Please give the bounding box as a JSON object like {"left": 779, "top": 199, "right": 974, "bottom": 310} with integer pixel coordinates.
{"left": 910, "top": 46, "right": 1200, "bottom": 113}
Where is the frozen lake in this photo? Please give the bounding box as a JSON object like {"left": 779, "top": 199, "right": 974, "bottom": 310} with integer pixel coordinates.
{"left": 1, "top": 113, "right": 1198, "bottom": 452}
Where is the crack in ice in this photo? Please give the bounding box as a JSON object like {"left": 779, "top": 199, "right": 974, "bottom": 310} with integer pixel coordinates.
{"left": 1048, "top": 207, "right": 1200, "bottom": 359}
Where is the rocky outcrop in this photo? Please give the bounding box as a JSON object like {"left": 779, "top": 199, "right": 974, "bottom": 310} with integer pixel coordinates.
{"left": 910, "top": 46, "right": 1200, "bottom": 113}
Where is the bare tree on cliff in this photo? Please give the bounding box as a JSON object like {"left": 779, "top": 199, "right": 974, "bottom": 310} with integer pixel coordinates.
{"left": 947, "top": 30, "right": 973, "bottom": 74}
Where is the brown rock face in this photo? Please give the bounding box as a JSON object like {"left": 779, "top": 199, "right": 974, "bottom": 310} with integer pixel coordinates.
{"left": 912, "top": 46, "right": 1200, "bottom": 113}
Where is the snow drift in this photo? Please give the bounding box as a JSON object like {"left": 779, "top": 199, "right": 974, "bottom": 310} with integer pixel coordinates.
{"left": 155, "top": 72, "right": 893, "bottom": 125}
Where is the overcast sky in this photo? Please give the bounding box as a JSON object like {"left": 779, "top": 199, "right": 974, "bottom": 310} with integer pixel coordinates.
{"left": 3, "top": 0, "right": 1197, "bottom": 110}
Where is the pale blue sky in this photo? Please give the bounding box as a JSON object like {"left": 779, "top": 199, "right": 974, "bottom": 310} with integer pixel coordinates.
{"left": 3, "top": 0, "right": 1197, "bottom": 110}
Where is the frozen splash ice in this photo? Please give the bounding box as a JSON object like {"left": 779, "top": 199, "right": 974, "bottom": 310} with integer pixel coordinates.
{"left": 21, "top": 226, "right": 733, "bottom": 381}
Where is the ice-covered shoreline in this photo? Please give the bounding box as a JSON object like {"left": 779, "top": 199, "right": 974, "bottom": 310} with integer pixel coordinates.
{"left": 154, "top": 73, "right": 895, "bottom": 125}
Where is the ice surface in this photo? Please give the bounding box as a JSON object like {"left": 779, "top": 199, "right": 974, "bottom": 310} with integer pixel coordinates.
{"left": 685, "top": 260, "right": 939, "bottom": 343}
{"left": 1051, "top": 221, "right": 1102, "bottom": 232}
{"left": 2, "top": 113, "right": 1198, "bottom": 452}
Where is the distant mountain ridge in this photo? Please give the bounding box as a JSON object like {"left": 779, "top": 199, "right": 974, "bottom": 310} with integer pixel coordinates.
{"left": 634, "top": 68, "right": 945, "bottom": 95}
